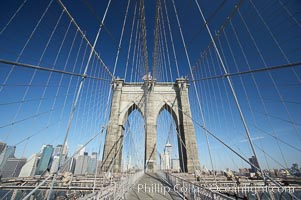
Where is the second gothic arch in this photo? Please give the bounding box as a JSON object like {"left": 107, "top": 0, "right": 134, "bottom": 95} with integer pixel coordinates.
{"left": 102, "top": 79, "right": 200, "bottom": 173}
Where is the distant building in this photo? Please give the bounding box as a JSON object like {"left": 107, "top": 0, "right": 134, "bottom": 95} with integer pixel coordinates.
{"left": 249, "top": 156, "right": 259, "bottom": 173}
{"left": 239, "top": 168, "right": 249, "bottom": 175}
{"left": 19, "top": 154, "right": 39, "bottom": 177}
{"left": 1, "top": 158, "right": 26, "bottom": 178}
{"left": 40, "top": 144, "right": 47, "bottom": 153}
{"left": 0, "top": 145, "right": 16, "bottom": 170}
{"left": 201, "top": 165, "right": 209, "bottom": 174}
{"left": 0, "top": 141, "right": 6, "bottom": 154}
{"left": 291, "top": 163, "right": 299, "bottom": 174}
{"left": 74, "top": 152, "right": 89, "bottom": 175}
{"left": 75, "top": 145, "right": 85, "bottom": 158}
{"left": 127, "top": 155, "right": 132, "bottom": 171}
{"left": 87, "top": 152, "right": 97, "bottom": 174}
{"left": 60, "top": 157, "right": 76, "bottom": 174}
{"left": 171, "top": 159, "right": 180, "bottom": 172}
{"left": 50, "top": 156, "right": 60, "bottom": 173}
{"left": 35, "top": 145, "right": 53, "bottom": 175}
{"left": 279, "top": 169, "right": 289, "bottom": 177}
{"left": 52, "top": 145, "right": 63, "bottom": 157}
{"left": 52, "top": 144, "right": 68, "bottom": 157}
{"left": 160, "top": 142, "right": 172, "bottom": 170}
{"left": 266, "top": 169, "right": 276, "bottom": 177}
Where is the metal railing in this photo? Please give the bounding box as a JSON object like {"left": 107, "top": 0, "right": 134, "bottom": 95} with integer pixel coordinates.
{"left": 157, "top": 171, "right": 235, "bottom": 200}
{"left": 79, "top": 170, "right": 144, "bottom": 200}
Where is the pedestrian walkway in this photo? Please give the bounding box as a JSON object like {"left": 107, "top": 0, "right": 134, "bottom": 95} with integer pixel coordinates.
{"left": 125, "top": 173, "right": 183, "bottom": 200}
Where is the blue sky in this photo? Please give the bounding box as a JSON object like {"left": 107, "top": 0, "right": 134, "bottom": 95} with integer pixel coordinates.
{"left": 0, "top": 0, "right": 301, "bottom": 171}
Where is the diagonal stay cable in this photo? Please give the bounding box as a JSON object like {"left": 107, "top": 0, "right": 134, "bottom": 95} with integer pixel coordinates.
{"left": 170, "top": 0, "right": 215, "bottom": 176}
{"left": 81, "top": 0, "right": 119, "bottom": 47}
{"left": 0, "top": 106, "right": 63, "bottom": 129}
{"left": 56, "top": 0, "right": 114, "bottom": 79}
{"left": 162, "top": 96, "right": 299, "bottom": 200}
{"left": 251, "top": 108, "right": 301, "bottom": 127}
{"left": 190, "top": 0, "right": 243, "bottom": 74}
{"left": 253, "top": 125, "right": 301, "bottom": 152}
{"left": 22, "top": 127, "right": 107, "bottom": 200}
{"left": 0, "top": 0, "right": 54, "bottom": 94}
{"left": 187, "top": 0, "right": 227, "bottom": 47}
{"left": 191, "top": 61, "right": 301, "bottom": 81}
{"left": 0, "top": 92, "right": 73, "bottom": 107}
{"left": 195, "top": 0, "right": 266, "bottom": 184}
{"left": 45, "top": 1, "right": 113, "bottom": 199}
{"left": 0, "top": 0, "right": 28, "bottom": 35}
{"left": 0, "top": 59, "right": 111, "bottom": 81}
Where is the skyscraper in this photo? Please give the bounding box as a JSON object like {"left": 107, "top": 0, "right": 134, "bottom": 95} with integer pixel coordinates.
{"left": 171, "top": 159, "right": 180, "bottom": 172}
{"left": 0, "top": 145, "right": 16, "bottom": 170}
{"left": 50, "top": 156, "right": 60, "bottom": 173}
{"left": 74, "top": 152, "right": 89, "bottom": 175}
{"left": 160, "top": 142, "right": 172, "bottom": 170}
{"left": 60, "top": 157, "right": 76, "bottom": 174}
{"left": 50, "top": 155, "right": 66, "bottom": 173}
{"left": 35, "top": 145, "right": 53, "bottom": 175}
{"left": 249, "top": 156, "right": 259, "bottom": 173}
{"left": 1, "top": 158, "right": 26, "bottom": 178}
{"left": 87, "top": 152, "right": 97, "bottom": 174}
{"left": 40, "top": 144, "right": 46, "bottom": 153}
{"left": 75, "top": 144, "right": 85, "bottom": 158}
{"left": 127, "top": 155, "right": 132, "bottom": 171}
{"left": 52, "top": 145, "right": 63, "bottom": 157}
{"left": 19, "top": 154, "right": 39, "bottom": 177}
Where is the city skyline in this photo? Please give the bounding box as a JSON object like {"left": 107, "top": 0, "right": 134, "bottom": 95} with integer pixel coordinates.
{"left": 0, "top": 138, "right": 300, "bottom": 180}
{"left": 0, "top": 140, "right": 102, "bottom": 178}
{"left": 1, "top": 0, "right": 301, "bottom": 199}
{"left": 0, "top": 0, "right": 300, "bottom": 183}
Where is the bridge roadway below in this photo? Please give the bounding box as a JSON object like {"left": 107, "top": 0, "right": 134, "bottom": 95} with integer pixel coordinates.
{"left": 125, "top": 173, "right": 183, "bottom": 200}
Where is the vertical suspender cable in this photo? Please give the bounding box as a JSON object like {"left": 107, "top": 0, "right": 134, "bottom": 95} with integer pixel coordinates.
{"left": 159, "top": 7, "right": 173, "bottom": 81}
{"left": 163, "top": 0, "right": 180, "bottom": 78}
{"left": 124, "top": 2, "right": 137, "bottom": 80}
{"left": 0, "top": 0, "right": 28, "bottom": 34}
{"left": 170, "top": 0, "right": 215, "bottom": 176}
{"left": 194, "top": 0, "right": 265, "bottom": 182}
{"left": 112, "top": 0, "right": 131, "bottom": 76}
{"left": 45, "top": 1, "right": 112, "bottom": 199}
{"left": 0, "top": 0, "right": 54, "bottom": 94}
{"left": 57, "top": 0, "right": 112, "bottom": 169}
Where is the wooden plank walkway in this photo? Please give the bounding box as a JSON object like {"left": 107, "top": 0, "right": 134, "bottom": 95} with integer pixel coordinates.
{"left": 125, "top": 173, "right": 183, "bottom": 200}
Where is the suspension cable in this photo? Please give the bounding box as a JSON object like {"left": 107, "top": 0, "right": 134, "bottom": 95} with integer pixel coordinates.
{"left": 124, "top": 2, "right": 138, "bottom": 80}
{"left": 194, "top": 0, "right": 266, "bottom": 183}
{"left": 162, "top": 96, "right": 299, "bottom": 200}
{"left": 162, "top": 0, "right": 180, "bottom": 77}
{"left": 112, "top": 0, "right": 131, "bottom": 76}
{"left": 170, "top": 0, "right": 215, "bottom": 175}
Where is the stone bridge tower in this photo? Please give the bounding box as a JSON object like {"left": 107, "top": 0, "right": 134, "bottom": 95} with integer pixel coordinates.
{"left": 101, "top": 78, "right": 200, "bottom": 173}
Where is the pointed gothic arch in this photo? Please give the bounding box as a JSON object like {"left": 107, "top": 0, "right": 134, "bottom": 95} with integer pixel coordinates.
{"left": 102, "top": 78, "right": 200, "bottom": 173}
{"left": 121, "top": 103, "right": 144, "bottom": 127}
